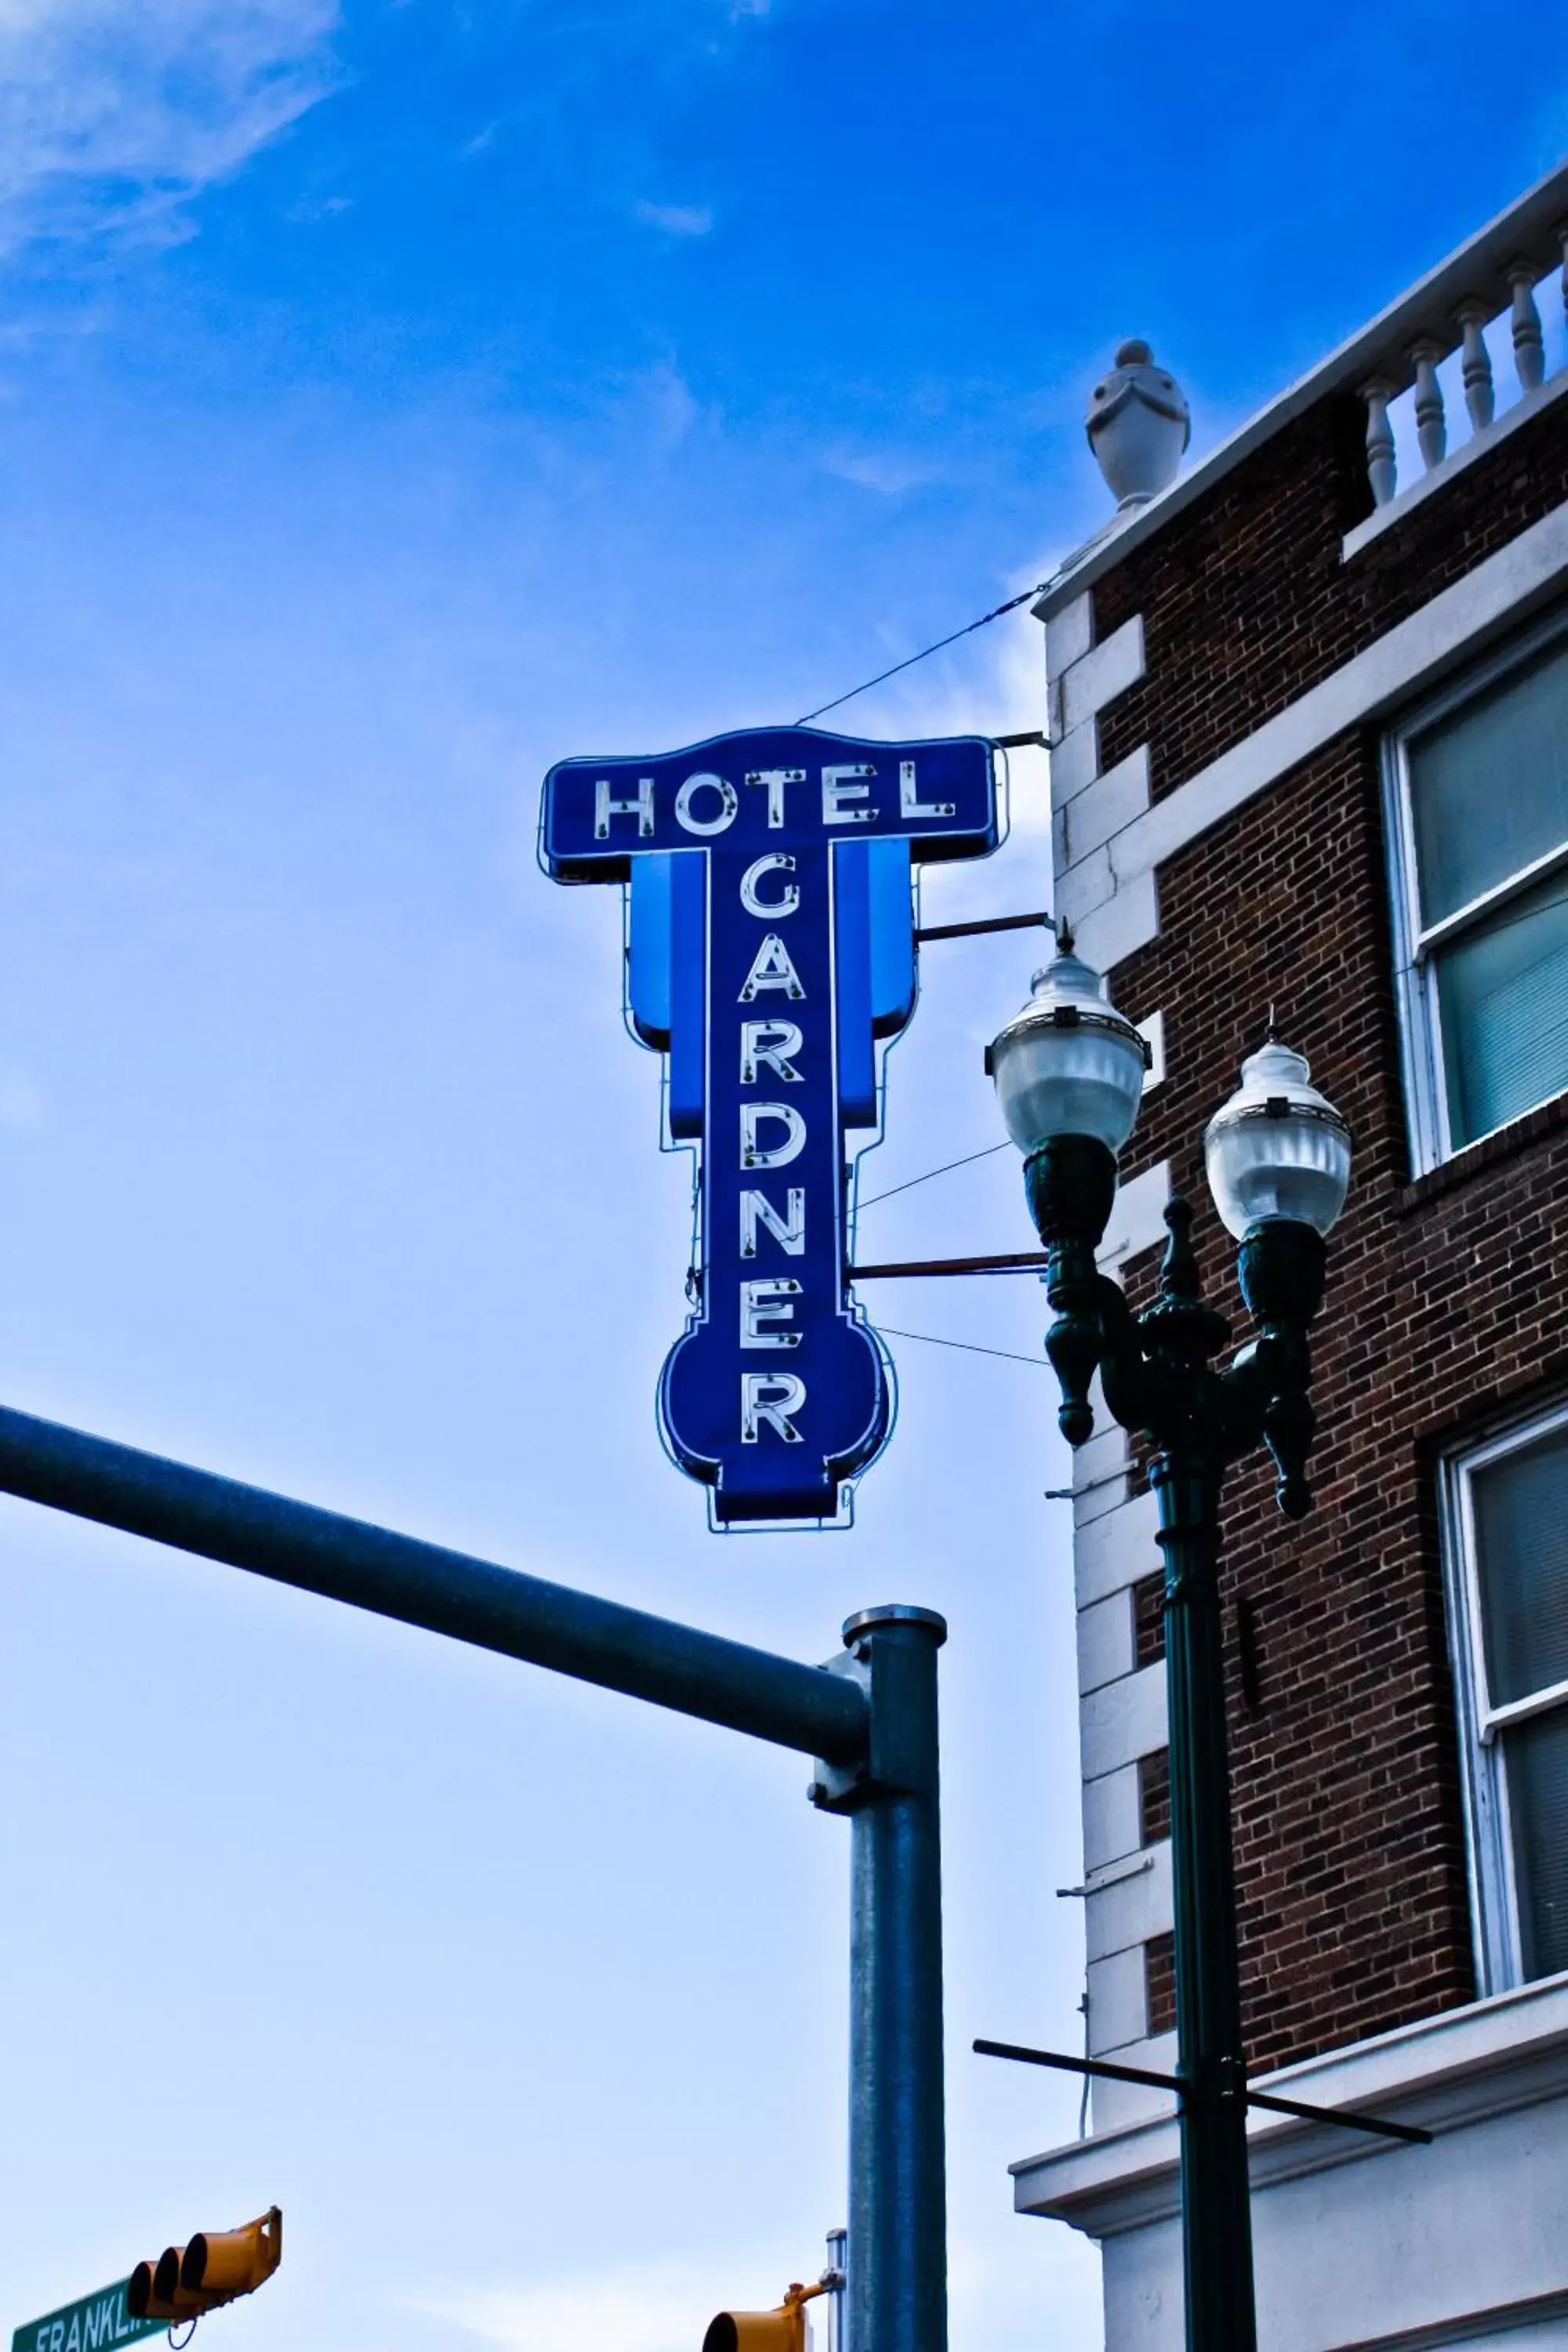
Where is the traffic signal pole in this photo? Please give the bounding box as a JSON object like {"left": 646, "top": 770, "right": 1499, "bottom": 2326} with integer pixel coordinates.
{"left": 841, "top": 1611, "right": 946, "bottom": 2352}
{"left": 0, "top": 1402, "right": 945, "bottom": 2352}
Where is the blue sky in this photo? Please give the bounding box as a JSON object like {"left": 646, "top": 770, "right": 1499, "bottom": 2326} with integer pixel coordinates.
{"left": 0, "top": 6, "right": 1561, "bottom": 2351}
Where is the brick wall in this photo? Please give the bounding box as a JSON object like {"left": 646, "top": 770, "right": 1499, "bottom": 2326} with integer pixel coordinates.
{"left": 1057, "top": 356, "right": 1568, "bottom": 2074}
{"left": 1107, "top": 718, "right": 1568, "bottom": 2070}
{"left": 1091, "top": 391, "right": 1568, "bottom": 803}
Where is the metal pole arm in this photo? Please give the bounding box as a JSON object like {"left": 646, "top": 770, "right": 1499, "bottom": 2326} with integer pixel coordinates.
{"left": 1090, "top": 1271, "right": 1259, "bottom": 1471}
{"left": 1224, "top": 1220, "right": 1330, "bottom": 1519}
{"left": 0, "top": 1421, "right": 955, "bottom": 2352}
{"left": 0, "top": 1402, "right": 871, "bottom": 1765}
{"left": 972, "top": 2039, "right": 1434, "bottom": 2147}
{"left": 1057, "top": 1204, "right": 1324, "bottom": 1521}
{"left": 1094, "top": 1269, "right": 1178, "bottom": 1439}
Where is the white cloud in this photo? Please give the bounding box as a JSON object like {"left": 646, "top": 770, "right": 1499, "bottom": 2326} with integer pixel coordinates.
{"left": 287, "top": 189, "right": 350, "bottom": 221}
{"left": 415, "top": 2265, "right": 814, "bottom": 2352}
{"left": 0, "top": 1075, "right": 44, "bottom": 1130}
{"left": 635, "top": 198, "right": 713, "bottom": 238}
{"left": 0, "top": 0, "right": 341, "bottom": 256}
{"left": 822, "top": 448, "right": 935, "bottom": 497}
{"left": 633, "top": 357, "right": 701, "bottom": 450}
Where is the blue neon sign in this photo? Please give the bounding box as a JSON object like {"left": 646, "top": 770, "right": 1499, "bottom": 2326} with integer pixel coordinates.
{"left": 540, "top": 726, "right": 1000, "bottom": 1526}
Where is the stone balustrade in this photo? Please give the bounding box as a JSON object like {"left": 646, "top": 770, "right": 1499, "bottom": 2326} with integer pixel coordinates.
{"left": 1359, "top": 223, "right": 1567, "bottom": 517}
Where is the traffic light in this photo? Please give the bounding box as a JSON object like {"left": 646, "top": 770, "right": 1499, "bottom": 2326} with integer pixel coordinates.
{"left": 128, "top": 2209, "right": 281, "bottom": 2322}
{"left": 125, "top": 2262, "right": 180, "bottom": 2325}
{"left": 702, "top": 2281, "right": 822, "bottom": 2350}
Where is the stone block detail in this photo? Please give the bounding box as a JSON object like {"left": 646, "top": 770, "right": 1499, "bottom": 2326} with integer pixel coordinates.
{"left": 1083, "top": 1760, "right": 1142, "bottom": 1872}
{"left": 1081, "top": 1660, "right": 1168, "bottom": 1780}
{"left": 1087, "top": 1840, "right": 1173, "bottom": 1965}
{"left": 1060, "top": 745, "right": 1152, "bottom": 868}
{"left": 1075, "top": 1486, "right": 1161, "bottom": 1610}
{"left": 1059, "top": 615, "right": 1145, "bottom": 740}
{"left": 1073, "top": 868, "right": 1160, "bottom": 977}
{"left": 1078, "top": 1586, "right": 1136, "bottom": 1696}
{"left": 1084, "top": 1944, "right": 1148, "bottom": 2058}
{"left": 1048, "top": 719, "right": 1100, "bottom": 811}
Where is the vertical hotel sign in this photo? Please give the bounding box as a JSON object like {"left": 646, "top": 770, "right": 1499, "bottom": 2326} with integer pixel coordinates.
{"left": 541, "top": 727, "right": 999, "bottom": 1526}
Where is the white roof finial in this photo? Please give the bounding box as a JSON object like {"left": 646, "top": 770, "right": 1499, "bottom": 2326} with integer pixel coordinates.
{"left": 1087, "top": 341, "right": 1190, "bottom": 509}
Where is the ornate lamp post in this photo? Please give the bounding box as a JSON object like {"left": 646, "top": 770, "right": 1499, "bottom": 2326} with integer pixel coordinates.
{"left": 986, "top": 932, "right": 1352, "bottom": 2352}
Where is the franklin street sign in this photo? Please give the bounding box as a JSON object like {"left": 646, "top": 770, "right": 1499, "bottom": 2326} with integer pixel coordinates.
{"left": 541, "top": 724, "right": 1000, "bottom": 1526}
{"left": 12, "top": 2285, "right": 163, "bottom": 2352}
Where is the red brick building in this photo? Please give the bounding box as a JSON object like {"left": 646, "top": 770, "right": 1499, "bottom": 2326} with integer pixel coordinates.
{"left": 1010, "top": 162, "right": 1568, "bottom": 2352}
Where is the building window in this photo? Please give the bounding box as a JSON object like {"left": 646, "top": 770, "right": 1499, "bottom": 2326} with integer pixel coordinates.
{"left": 1442, "top": 1401, "right": 1568, "bottom": 1991}
{"left": 1385, "top": 614, "right": 1568, "bottom": 1171}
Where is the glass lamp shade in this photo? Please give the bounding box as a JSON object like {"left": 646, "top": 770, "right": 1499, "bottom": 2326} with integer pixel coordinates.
{"left": 985, "top": 942, "right": 1149, "bottom": 1156}
{"left": 1203, "top": 1039, "right": 1352, "bottom": 1240}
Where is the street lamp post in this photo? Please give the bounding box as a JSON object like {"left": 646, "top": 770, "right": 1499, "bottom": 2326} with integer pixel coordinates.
{"left": 986, "top": 932, "right": 1352, "bottom": 2352}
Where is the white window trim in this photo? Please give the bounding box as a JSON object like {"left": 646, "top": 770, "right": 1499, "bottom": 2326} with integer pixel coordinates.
{"left": 1439, "top": 1396, "right": 1568, "bottom": 1994}
{"left": 1382, "top": 605, "right": 1568, "bottom": 1174}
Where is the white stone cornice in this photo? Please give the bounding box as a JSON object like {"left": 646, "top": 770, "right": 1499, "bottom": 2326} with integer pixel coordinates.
{"left": 1011, "top": 1968, "right": 1568, "bottom": 2239}
{"left": 1343, "top": 370, "right": 1568, "bottom": 557}
{"left": 1057, "top": 497, "right": 1568, "bottom": 973}
{"left": 1032, "top": 156, "right": 1568, "bottom": 622}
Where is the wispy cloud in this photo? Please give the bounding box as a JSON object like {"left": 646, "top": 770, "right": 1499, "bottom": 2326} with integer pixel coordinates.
{"left": 822, "top": 447, "right": 935, "bottom": 497}
{"left": 635, "top": 198, "right": 713, "bottom": 238}
{"left": 634, "top": 357, "right": 702, "bottom": 450}
{"left": 0, "top": 1075, "right": 44, "bottom": 1131}
{"left": 287, "top": 188, "right": 350, "bottom": 222}
{"left": 416, "top": 2265, "right": 800, "bottom": 2352}
{"left": 0, "top": 0, "right": 342, "bottom": 256}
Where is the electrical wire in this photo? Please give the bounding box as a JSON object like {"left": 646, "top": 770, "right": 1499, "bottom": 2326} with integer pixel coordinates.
{"left": 855, "top": 1138, "right": 1011, "bottom": 1212}
{"left": 868, "top": 877, "right": 1568, "bottom": 1374}
{"left": 875, "top": 1323, "right": 1047, "bottom": 1369}
{"left": 776, "top": 576, "right": 1065, "bottom": 1370}
{"left": 794, "top": 580, "right": 1051, "bottom": 727}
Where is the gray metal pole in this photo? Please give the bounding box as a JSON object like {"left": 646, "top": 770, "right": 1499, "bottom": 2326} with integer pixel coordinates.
{"left": 840, "top": 1606, "right": 947, "bottom": 2352}
{"left": 823, "top": 2228, "right": 848, "bottom": 2352}
{"left": 0, "top": 1403, "right": 867, "bottom": 1764}
{"left": 0, "top": 1403, "right": 952, "bottom": 2352}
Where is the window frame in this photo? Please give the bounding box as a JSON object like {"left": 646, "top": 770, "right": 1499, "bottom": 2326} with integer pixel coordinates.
{"left": 1383, "top": 606, "right": 1568, "bottom": 1174}
{"left": 1439, "top": 1395, "right": 1568, "bottom": 1995}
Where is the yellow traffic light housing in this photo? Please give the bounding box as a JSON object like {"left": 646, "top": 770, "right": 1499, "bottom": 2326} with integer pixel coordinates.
{"left": 182, "top": 2209, "right": 281, "bottom": 2304}
{"left": 703, "top": 2280, "right": 823, "bottom": 2351}
{"left": 126, "top": 2259, "right": 181, "bottom": 2325}
{"left": 128, "top": 2210, "right": 281, "bottom": 2322}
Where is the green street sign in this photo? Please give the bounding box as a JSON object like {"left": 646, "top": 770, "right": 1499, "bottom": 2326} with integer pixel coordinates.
{"left": 12, "top": 2283, "right": 165, "bottom": 2352}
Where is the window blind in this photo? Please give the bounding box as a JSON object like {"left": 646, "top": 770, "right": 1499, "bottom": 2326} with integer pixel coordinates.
{"left": 1472, "top": 1422, "right": 1568, "bottom": 1708}
{"left": 1438, "top": 869, "right": 1568, "bottom": 1146}
{"left": 1473, "top": 1423, "right": 1568, "bottom": 1983}
{"left": 1503, "top": 1708, "right": 1568, "bottom": 1981}
{"left": 1410, "top": 637, "right": 1568, "bottom": 928}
